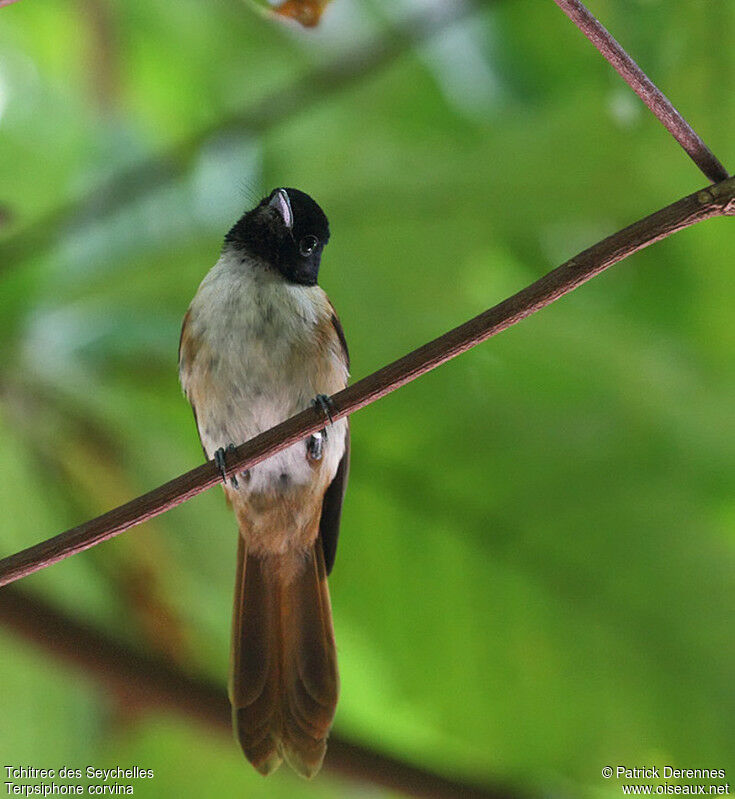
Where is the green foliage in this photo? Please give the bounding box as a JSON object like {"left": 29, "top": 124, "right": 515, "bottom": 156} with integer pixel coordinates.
{"left": 0, "top": 1, "right": 733, "bottom": 796}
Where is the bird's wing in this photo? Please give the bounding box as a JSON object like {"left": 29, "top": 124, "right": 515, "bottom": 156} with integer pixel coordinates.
{"left": 317, "top": 308, "right": 350, "bottom": 574}
{"left": 318, "top": 426, "right": 349, "bottom": 575}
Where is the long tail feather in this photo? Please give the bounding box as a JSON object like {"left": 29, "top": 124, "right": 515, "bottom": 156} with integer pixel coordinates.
{"left": 230, "top": 536, "right": 339, "bottom": 778}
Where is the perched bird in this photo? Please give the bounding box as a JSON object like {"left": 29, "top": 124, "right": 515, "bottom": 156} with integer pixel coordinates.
{"left": 179, "top": 188, "right": 349, "bottom": 777}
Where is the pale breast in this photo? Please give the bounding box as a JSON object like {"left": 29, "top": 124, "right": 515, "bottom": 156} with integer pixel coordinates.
{"left": 179, "top": 252, "right": 348, "bottom": 497}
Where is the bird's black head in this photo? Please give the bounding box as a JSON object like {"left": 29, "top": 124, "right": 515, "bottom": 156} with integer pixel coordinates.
{"left": 224, "top": 187, "right": 330, "bottom": 286}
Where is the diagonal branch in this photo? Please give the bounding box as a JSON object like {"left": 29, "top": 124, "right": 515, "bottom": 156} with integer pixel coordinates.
{"left": 0, "top": 585, "right": 524, "bottom": 799}
{"left": 1, "top": 175, "right": 734, "bottom": 589}
{"left": 552, "top": 0, "right": 729, "bottom": 184}
{"left": 0, "top": 0, "right": 485, "bottom": 273}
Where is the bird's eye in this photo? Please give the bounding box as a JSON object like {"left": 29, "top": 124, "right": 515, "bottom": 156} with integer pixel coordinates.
{"left": 299, "top": 235, "right": 319, "bottom": 257}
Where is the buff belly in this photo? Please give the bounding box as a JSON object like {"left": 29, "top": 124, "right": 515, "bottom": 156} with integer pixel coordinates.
{"left": 179, "top": 253, "right": 348, "bottom": 556}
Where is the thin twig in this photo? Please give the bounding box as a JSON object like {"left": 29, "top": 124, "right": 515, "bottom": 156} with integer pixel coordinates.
{"left": 0, "top": 0, "right": 486, "bottom": 273}
{"left": 79, "top": 0, "right": 121, "bottom": 113}
{"left": 1, "top": 176, "right": 733, "bottom": 588}
{"left": 0, "top": 585, "right": 527, "bottom": 799}
{"left": 552, "top": 0, "right": 729, "bottom": 184}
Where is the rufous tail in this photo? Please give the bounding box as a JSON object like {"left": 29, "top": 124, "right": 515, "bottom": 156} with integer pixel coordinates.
{"left": 229, "top": 536, "right": 339, "bottom": 778}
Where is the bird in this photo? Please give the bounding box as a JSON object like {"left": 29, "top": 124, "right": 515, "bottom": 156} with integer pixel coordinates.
{"left": 178, "top": 188, "right": 349, "bottom": 778}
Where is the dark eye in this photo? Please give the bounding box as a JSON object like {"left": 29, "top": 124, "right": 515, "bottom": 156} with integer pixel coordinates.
{"left": 299, "top": 235, "right": 319, "bottom": 257}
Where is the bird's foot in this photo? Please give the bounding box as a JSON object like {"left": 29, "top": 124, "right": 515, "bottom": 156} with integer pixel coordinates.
{"left": 214, "top": 443, "right": 239, "bottom": 489}
{"left": 311, "top": 394, "right": 334, "bottom": 440}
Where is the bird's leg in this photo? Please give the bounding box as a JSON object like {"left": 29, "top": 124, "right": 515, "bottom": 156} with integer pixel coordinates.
{"left": 306, "top": 431, "right": 324, "bottom": 462}
{"left": 307, "top": 394, "right": 334, "bottom": 463}
{"left": 214, "top": 443, "right": 239, "bottom": 488}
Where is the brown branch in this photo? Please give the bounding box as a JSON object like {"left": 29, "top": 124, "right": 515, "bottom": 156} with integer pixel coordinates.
{"left": 552, "top": 0, "right": 729, "bottom": 184}
{"left": 0, "top": 0, "right": 23, "bottom": 7}
{"left": 1, "top": 176, "right": 734, "bottom": 588}
{"left": 0, "top": 0, "right": 486, "bottom": 273}
{"left": 78, "top": 0, "right": 121, "bottom": 114}
{"left": 0, "top": 585, "right": 527, "bottom": 799}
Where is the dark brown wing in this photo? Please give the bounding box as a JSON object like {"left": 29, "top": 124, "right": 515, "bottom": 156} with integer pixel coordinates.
{"left": 179, "top": 307, "right": 208, "bottom": 456}
{"left": 318, "top": 425, "right": 349, "bottom": 575}
{"left": 318, "top": 308, "right": 350, "bottom": 575}
{"left": 328, "top": 307, "right": 350, "bottom": 372}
